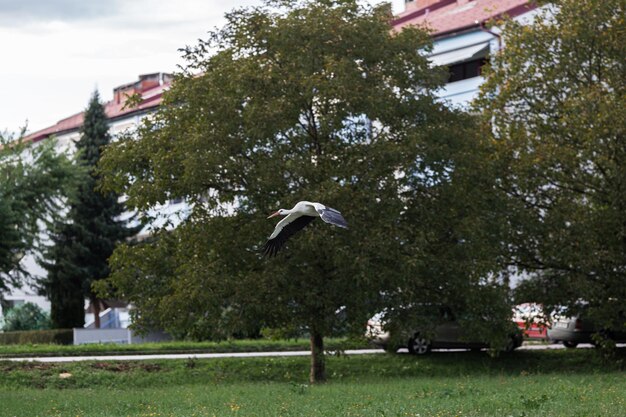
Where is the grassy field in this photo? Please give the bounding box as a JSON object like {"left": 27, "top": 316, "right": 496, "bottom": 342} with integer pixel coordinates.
{"left": 1, "top": 349, "right": 624, "bottom": 416}
{"left": 0, "top": 337, "right": 368, "bottom": 358}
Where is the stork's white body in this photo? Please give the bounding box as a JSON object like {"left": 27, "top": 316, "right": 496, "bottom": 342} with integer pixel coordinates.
{"left": 264, "top": 201, "right": 348, "bottom": 257}
{"left": 268, "top": 201, "right": 322, "bottom": 239}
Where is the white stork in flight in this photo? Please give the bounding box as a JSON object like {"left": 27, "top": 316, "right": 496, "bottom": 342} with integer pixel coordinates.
{"left": 263, "top": 201, "right": 348, "bottom": 257}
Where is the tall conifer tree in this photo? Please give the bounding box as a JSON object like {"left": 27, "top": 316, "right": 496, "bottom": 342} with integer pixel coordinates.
{"left": 41, "top": 91, "right": 137, "bottom": 328}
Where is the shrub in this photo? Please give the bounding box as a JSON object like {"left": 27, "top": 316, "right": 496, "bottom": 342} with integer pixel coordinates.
{"left": 0, "top": 328, "right": 73, "bottom": 345}
{"left": 2, "top": 302, "right": 51, "bottom": 331}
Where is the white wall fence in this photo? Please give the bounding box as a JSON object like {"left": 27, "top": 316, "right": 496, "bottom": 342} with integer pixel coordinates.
{"left": 73, "top": 328, "right": 171, "bottom": 345}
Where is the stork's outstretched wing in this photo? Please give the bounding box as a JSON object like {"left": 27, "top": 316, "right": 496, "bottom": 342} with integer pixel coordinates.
{"left": 316, "top": 206, "right": 348, "bottom": 229}
{"left": 263, "top": 214, "right": 316, "bottom": 257}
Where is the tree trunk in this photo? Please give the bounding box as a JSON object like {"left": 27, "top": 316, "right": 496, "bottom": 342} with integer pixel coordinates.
{"left": 309, "top": 329, "right": 326, "bottom": 383}
{"left": 92, "top": 298, "right": 101, "bottom": 329}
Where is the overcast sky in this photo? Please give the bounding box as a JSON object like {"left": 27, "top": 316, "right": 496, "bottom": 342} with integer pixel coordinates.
{"left": 0, "top": 0, "right": 403, "bottom": 135}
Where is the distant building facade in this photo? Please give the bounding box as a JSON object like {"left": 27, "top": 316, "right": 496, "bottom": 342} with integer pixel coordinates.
{"left": 393, "top": 0, "right": 539, "bottom": 106}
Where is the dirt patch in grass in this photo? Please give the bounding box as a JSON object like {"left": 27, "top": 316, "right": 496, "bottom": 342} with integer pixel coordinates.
{"left": 90, "top": 362, "right": 162, "bottom": 372}
{"left": 141, "top": 363, "right": 162, "bottom": 372}
{"left": 91, "top": 362, "right": 134, "bottom": 372}
{"left": 0, "top": 362, "right": 55, "bottom": 372}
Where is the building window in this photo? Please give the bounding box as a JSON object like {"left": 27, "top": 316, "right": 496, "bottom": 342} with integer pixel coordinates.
{"left": 448, "top": 58, "right": 487, "bottom": 83}
{"left": 170, "top": 197, "right": 184, "bottom": 205}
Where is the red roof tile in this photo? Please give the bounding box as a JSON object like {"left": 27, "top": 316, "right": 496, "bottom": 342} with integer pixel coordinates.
{"left": 393, "top": 0, "right": 535, "bottom": 36}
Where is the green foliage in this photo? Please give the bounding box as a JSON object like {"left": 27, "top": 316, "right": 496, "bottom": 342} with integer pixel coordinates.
{"left": 99, "top": 0, "right": 516, "bottom": 379}
{"left": 1, "top": 302, "right": 50, "bottom": 331}
{"left": 477, "top": 0, "right": 626, "bottom": 332}
{"left": 39, "top": 227, "right": 86, "bottom": 328}
{"left": 39, "top": 91, "right": 139, "bottom": 328}
{"left": 0, "top": 131, "right": 79, "bottom": 292}
{"left": 0, "top": 328, "right": 72, "bottom": 345}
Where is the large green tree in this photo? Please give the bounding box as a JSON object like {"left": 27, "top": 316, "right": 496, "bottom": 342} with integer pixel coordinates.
{"left": 0, "top": 132, "right": 77, "bottom": 294}
{"left": 99, "top": 0, "right": 513, "bottom": 382}
{"left": 39, "top": 92, "right": 138, "bottom": 329}
{"left": 477, "top": 0, "right": 625, "bottom": 336}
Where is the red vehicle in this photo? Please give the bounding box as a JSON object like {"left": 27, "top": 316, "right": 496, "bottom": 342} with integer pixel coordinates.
{"left": 514, "top": 304, "right": 548, "bottom": 340}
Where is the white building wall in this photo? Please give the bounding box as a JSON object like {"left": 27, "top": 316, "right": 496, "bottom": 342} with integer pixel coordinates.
{"left": 431, "top": 30, "right": 496, "bottom": 106}
{"left": 430, "top": 5, "right": 549, "bottom": 107}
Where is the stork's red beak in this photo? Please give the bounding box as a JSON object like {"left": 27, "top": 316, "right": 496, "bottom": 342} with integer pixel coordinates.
{"left": 267, "top": 211, "right": 281, "bottom": 219}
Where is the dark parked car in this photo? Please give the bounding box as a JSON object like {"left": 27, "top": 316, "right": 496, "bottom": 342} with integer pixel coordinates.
{"left": 366, "top": 308, "right": 523, "bottom": 355}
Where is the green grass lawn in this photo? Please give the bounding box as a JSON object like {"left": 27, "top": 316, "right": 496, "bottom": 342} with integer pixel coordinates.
{"left": 1, "top": 349, "right": 624, "bottom": 416}
{"left": 0, "top": 337, "right": 368, "bottom": 357}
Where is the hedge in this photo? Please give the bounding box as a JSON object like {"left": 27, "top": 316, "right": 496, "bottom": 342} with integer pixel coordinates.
{"left": 0, "top": 329, "right": 73, "bottom": 345}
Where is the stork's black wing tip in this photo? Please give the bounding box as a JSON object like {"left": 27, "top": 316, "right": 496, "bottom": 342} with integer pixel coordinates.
{"left": 262, "top": 240, "right": 278, "bottom": 258}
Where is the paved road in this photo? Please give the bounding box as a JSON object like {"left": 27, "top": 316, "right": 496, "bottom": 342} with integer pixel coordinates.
{"left": 5, "top": 342, "right": 624, "bottom": 362}
{"left": 3, "top": 349, "right": 385, "bottom": 362}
